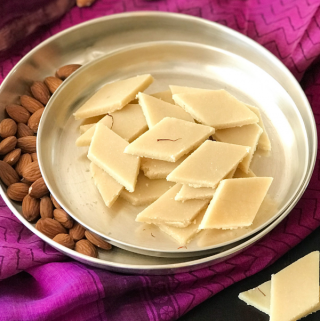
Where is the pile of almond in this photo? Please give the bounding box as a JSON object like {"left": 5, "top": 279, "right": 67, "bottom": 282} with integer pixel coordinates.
{"left": 0, "top": 64, "right": 112, "bottom": 258}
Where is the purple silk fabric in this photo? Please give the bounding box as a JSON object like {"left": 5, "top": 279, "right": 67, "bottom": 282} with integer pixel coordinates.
{"left": 0, "top": 1, "right": 320, "bottom": 320}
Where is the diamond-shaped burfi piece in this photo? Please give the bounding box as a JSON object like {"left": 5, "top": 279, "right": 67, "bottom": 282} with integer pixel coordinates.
{"left": 140, "top": 154, "right": 190, "bottom": 179}
{"left": 138, "top": 92, "right": 194, "bottom": 128}
{"left": 73, "top": 74, "right": 153, "bottom": 119}
{"left": 199, "top": 177, "right": 273, "bottom": 229}
{"left": 246, "top": 104, "right": 271, "bottom": 151}
{"left": 151, "top": 90, "right": 175, "bottom": 104}
{"left": 90, "top": 163, "right": 123, "bottom": 208}
{"left": 76, "top": 104, "right": 148, "bottom": 146}
{"left": 170, "top": 85, "right": 211, "bottom": 95}
{"left": 167, "top": 141, "right": 249, "bottom": 188}
{"left": 173, "top": 90, "right": 259, "bottom": 129}
{"left": 270, "top": 251, "right": 319, "bottom": 321}
{"left": 88, "top": 123, "right": 140, "bottom": 192}
{"left": 124, "top": 117, "right": 215, "bottom": 162}
{"left": 214, "top": 123, "right": 263, "bottom": 173}
{"left": 136, "top": 184, "right": 209, "bottom": 228}
{"left": 120, "top": 172, "right": 174, "bottom": 206}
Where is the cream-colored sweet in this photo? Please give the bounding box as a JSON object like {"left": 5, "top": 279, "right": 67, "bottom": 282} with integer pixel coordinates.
{"left": 151, "top": 90, "right": 175, "bottom": 104}
{"left": 233, "top": 167, "right": 256, "bottom": 178}
{"left": 120, "top": 172, "right": 174, "bottom": 206}
{"left": 270, "top": 251, "right": 320, "bottom": 321}
{"left": 167, "top": 141, "right": 249, "bottom": 188}
{"left": 136, "top": 184, "right": 209, "bottom": 227}
{"left": 156, "top": 209, "right": 206, "bottom": 245}
{"left": 124, "top": 117, "right": 215, "bottom": 162}
{"left": 80, "top": 115, "right": 105, "bottom": 126}
{"left": 198, "top": 195, "right": 278, "bottom": 247}
{"left": 76, "top": 104, "right": 148, "bottom": 146}
{"left": 140, "top": 154, "right": 190, "bottom": 180}
{"left": 239, "top": 282, "right": 320, "bottom": 317}
{"left": 73, "top": 74, "right": 153, "bottom": 119}
{"left": 199, "top": 177, "right": 273, "bottom": 229}
{"left": 87, "top": 123, "right": 140, "bottom": 192}
{"left": 173, "top": 90, "right": 259, "bottom": 129}
{"left": 239, "top": 280, "right": 272, "bottom": 314}
{"left": 90, "top": 162, "right": 123, "bottom": 207}
{"left": 170, "top": 85, "right": 211, "bottom": 95}
{"left": 214, "top": 124, "right": 263, "bottom": 173}
{"left": 138, "top": 92, "right": 194, "bottom": 128}
{"left": 80, "top": 123, "right": 95, "bottom": 134}
{"left": 175, "top": 185, "right": 216, "bottom": 201}
{"left": 246, "top": 104, "right": 271, "bottom": 151}
{"left": 174, "top": 166, "right": 236, "bottom": 201}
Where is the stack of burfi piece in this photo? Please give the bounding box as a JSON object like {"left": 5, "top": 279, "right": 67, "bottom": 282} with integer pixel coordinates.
{"left": 74, "top": 77, "right": 274, "bottom": 247}
{"left": 239, "top": 251, "right": 320, "bottom": 321}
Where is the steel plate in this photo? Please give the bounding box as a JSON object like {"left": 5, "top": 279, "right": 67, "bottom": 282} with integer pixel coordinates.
{"left": 0, "top": 12, "right": 316, "bottom": 274}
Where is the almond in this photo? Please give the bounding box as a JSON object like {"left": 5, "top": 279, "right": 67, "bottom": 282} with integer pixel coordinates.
{"left": 56, "top": 64, "right": 81, "bottom": 80}
{"left": 31, "top": 81, "right": 51, "bottom": 105}
{"left": 85, "top": 230, "right": 112, "bottom": 250}
{"left": 44, "top": 77, "right": 63, "bottom": 94}
{"left": 27, "top": 107, "right": 44, "bottom": 133}
{"left": 76, "top": 0, "right": 96, "bottom": 7}
{"left": 22, "top": 194, "right": 40, "bottom": 221}
{"left": 21, "top": 177, "right": 33, "bottom": 185}
{"left": 53, "top": 208, "right": 74, "bottom": 229}
{"left": 20, "top": 95, "right": 44, "bottom": 113}
{"left": 40, "top": 196, "right": 54, "bottom": 218}
{"left": 3, "top": 148, "right": 21, "bottom": 166}
{"left": 50, "top": 194, "right": 61, "bottom": 209}
{"left": 17, "top": 123, "right": 34, "bottom": 138}
{"left": 22, "top": 161, "right": 41, "bottom": 182}
{"left": 0, "top": 161, "right": 20, "bottom": 186}
{"left": 7, "top": 182, "right": 29, "bottom": 201}
{"left": 6, "top": 104, "right": 30, "bottom": 124}
{"left": 69, "top": 222, "right": 85, "bottom": 241}
{"left": 31, "top": 153, "right": 37, "bottom": 161}
{"left": 0, "top": 119, "right": 17, "bottom": 138}
{"left": 35, "top": 218, "right": 67, "bottom": 238}
{"left": 17, "top": 136, "right": 36, "bottom": 153}
{"left": 0, "top": 136, "right": 17, "bottom": 155}
{"left": 53, "top": 233, "right": 75, "bottom": 249}
{"left": 29, "top": 177, "right": 49, "bottom": 198}
{"left": 15, "top": 153, "right": 32, "bottom": 176}
{"left": 75, "top": 239, "right": 98, "bottom": 258}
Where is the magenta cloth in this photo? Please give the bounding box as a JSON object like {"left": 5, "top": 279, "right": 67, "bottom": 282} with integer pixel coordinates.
{"left": 0, "top": 1, "right": 320, "bottom": 320}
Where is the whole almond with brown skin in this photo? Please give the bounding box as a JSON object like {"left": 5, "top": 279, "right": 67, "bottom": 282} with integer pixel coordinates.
{"left": 76, "top": 0, "right": 97, "bottom": 7}
{"left": 53, "top": 233, "right": 75, "bottom": 249}
{"left": 85, "top": 230, "right": 112, "bottom": 250}
{"left": 75, "top": 239, "right": 98, "bottom": 258}
{"left": 56, "top": 64, "right": 81, "bottom": 80}
{"left": 35, "top": 218, "right": 67, "bottom": 238}
{"left": 17, "top": 123, "right": 34, "bottom": 138}
{"left": 31, "top": 153, "right": 37, "bottom": 161}
{"left": 31, "top": 81, "right": 50, "bottom": 105}
{"left": 27, "top": 107, "right": 44, "bottom": 133}
{"left": 22, "top": 194, "right": 40, "bottom": 221}
{"left": 0, "top": 136, "right": 17, "bottom": 155}
{"left": 6, "top": 104, "right": 30, "bottom": 124}
{"left": 44, "top": 77, "right": 63, "bottom": 94}
{"left": 15, "top": 153, "right": 32, "bottom": 176}
{"left": 0, "top": 161, "right": 20, "bottom": 186}
{"left": 22, "top": 161, "right": 41, "bottom": 182}
{"left": 7, "top": 182, "right": 29, "bottom": 201}
{"left": 3, "top": 148, "right": 21, "bottom": 166}
{"left": 40, "top": 196, "right": 54, "bottom": 218}
{"left": 29, "top": 177, "right": 49, "bottom": 198}
{"left": 20, "top": 95, "right": 44, "bottom": 113}
{"left": 0, "top": 119, "right": 17, "bottom": 138}
{"left": 50, "top": 194, "right": 61, "bottom": 209}
{"left": 53, "top": 209, "right": 74, "bottom": 229}
{"left": 17, "top": 136, "right": 36, "bottom": 153}
{"left": 69, "top": 222, "right": 85, "bottom": 241}
{"left": 21, "top": 177, "right": 33, "bottom": 185}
